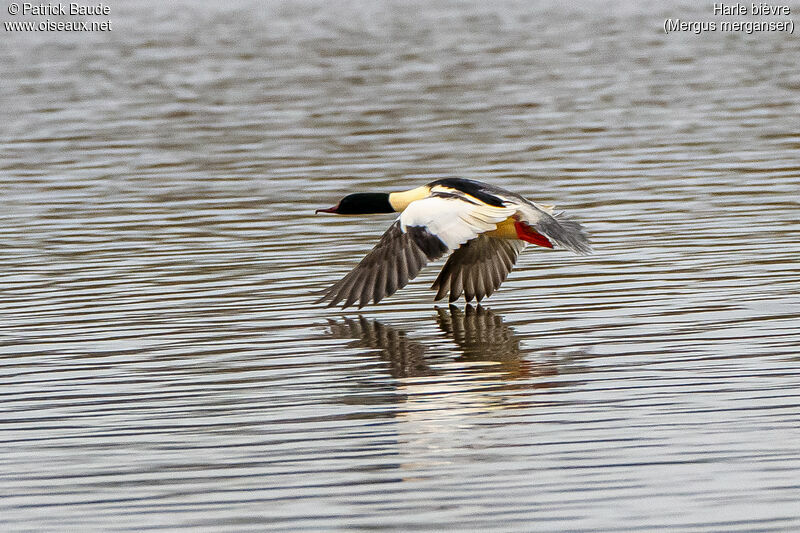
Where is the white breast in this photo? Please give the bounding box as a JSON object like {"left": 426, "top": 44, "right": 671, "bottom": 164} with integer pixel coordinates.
{"left": 399, "top": 195, "right": 517, "bottom": 250}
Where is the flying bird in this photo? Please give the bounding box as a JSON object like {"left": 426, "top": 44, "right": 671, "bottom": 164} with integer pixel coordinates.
{"left": 316, "top": 178, "right": 590, "bottom": 308}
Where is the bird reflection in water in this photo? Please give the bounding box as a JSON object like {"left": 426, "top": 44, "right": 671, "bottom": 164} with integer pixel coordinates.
{"left": 326, "top": 316, "right": 433, "bottom": 378}
{"left": 326, "top": 305, "right": 560, "bottom": 382}
{"left": 326, "top": 306, "right": 581, "bottom": 460}
{"left": 435, "top": 304, "right": 556, "bottom": 381}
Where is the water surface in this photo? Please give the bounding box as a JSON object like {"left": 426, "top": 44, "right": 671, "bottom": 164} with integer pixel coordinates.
{"left": 2, "top": 1, "right": 800, "bottom": 531}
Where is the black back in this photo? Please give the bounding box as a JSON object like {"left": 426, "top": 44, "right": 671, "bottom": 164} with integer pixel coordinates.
{"left": 428, "top": 178, "right": 506, "bottom": 207}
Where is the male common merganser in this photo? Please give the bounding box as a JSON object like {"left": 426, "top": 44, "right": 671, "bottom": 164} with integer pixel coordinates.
{"left": 316, "top": 178, "right": 590, "bottom": 308}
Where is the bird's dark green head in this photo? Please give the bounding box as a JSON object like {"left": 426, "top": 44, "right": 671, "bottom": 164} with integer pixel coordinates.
{"left": 316, "top": 193, "right": 394, "bottom": 215}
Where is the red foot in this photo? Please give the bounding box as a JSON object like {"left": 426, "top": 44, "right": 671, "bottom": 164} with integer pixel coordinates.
{"left": 514, "top": 221, "right": 553, "bottom": 248}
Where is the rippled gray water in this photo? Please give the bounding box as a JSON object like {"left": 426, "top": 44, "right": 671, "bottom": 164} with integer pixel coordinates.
{"left": 2, "top": 0, "right": 800, "bottom": 531}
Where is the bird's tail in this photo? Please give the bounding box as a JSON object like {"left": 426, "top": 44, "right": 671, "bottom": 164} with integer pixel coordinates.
{"left": 534, "top": 210, "right": 592, "bottom": 255}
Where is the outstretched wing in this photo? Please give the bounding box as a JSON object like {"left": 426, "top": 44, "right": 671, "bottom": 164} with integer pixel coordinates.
{"left": 427, "top": 194, "right": 590, "bottom": 303}
{"left": 317, "top": 221, "right": 448, "bottom": 308}
{"left": 432, "top": 235, "right": 526, "bottom": 303}
{"left": 319, "top": 194, "right": 516, "bottom": 308}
